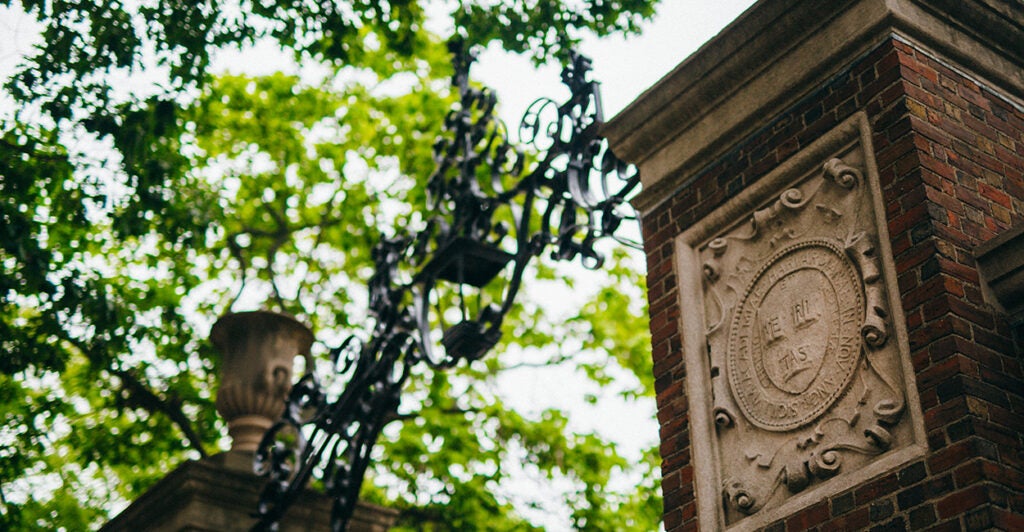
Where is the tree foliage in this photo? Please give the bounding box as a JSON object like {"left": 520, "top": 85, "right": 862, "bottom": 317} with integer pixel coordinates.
{"left": 1, "top": 0, "right": 660, "bottom": 529}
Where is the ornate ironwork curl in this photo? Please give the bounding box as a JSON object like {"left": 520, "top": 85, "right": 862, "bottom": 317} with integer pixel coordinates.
{"left": 252, "top": 39, "right": 640, "bottom": 530}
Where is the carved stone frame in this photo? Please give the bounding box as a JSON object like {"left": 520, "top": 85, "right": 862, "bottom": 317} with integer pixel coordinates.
{"left": 674, "top": 112, "right": 928, "bottom": 530}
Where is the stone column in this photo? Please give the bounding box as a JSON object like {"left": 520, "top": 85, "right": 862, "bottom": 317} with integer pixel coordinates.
{"left": 605, "top": 0, "right": 1023, "bottom": 530}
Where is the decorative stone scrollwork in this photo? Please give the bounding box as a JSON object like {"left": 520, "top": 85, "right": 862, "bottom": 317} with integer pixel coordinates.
{"left": 823, "top": 157, "right": 862, "bottom": 188}
{"left": 724, "top": 479, "right": 763, "bottom": 515}
{"left": 714, "top": 406, "right": 736, "bottom": 428}
{"left": 845, "top": 232, "right": 889, "bottom": 348}
{"left": 680, "top": 124, "right": 924, "bottom": 529}
{"left": 808, "top": 449, "right": 842, "bottom": 478}
{"left": 781, "top": 458, "right": 810, "bottom": 492}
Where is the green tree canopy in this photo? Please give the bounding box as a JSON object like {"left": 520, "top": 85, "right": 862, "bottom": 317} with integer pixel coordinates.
{"left": 1, "top": 1, "right": 660, "bottom": 529}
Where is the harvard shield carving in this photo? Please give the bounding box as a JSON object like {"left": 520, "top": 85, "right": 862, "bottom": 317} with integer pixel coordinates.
{"left": 727, "top": 240, "right": 863, "bottom": 431}
{"left": 677, "top": 120, "right": 927, "bottom": 530}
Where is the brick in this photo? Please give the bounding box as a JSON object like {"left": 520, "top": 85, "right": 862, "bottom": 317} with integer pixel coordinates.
{"left": 680, "top": 500, "right": 696, "bottom": 521}
{"left": 964, "top": 506, "right": 994, "bottom": 530}
{"left": 953, "top": 458, "right": 986, "bottom": 488}
{"left": 895, "top": 240, "right": 941, "bottom": 274}
{"left": 919, "top": 152, "right": 958, "bottom": 182}
{"left": 889, "top": 202, "right": 931, "bottom": 235}
{"left": 899, "top": 461, "right": 928, "bottom": 486}
{"left": 870, "top": 516, "right": 907, "bottom": 532}
{"left": 946, "top": 417, "right": 976, "bottom": 442}
{"left": 992, "top": 506, "right": 1024, "bottom": 530}
{"left": 871, "top": 499, "right": 896, "bottom": 521}
{"left": 909, "top": 505, "right": 938, "bottom": 528}
{"left": 983, "top": 402, "right": 1024, "bottom": 434}
{"left": 923, "top": 520, "right": 962, "bottom": 532}
{"left": 918, "top": 355, "right": 972, "bottom": 391}
{"left": 832, "top": 490, "right": 857, "bottom": 516}
{"left": 903, "top": 274, "right": 949, "bottom": 311}
{"left": 785, "top": 500, "right": 830, "bottom": 530}
{"left": 942, "top": 296, "right": 991, "bottom": 329}
{"left": 908, "top": 317, "right": 960, "bottom": 353}
{"left": 663, "top": 508, "right": 683, "bottom": 530}
{"left": 925, "top": 335, "right": 959, "bottom": 363}
{"left": 857, "top": 473, "right": 901, "bottom": 506}
{"left": 826, "top": 507, "right": 871, "bottom": 530}
{"left": 936, "top": 484, "right": 988, "bottom": 519}
{"left": 935, "top": 257, "right": 980, "bottom": 284}
{"left": 972, "top": 327, "right": 1014, "bottom": 354}
{"left": 928, "top": 438, "right": 976, "bottom": 474}
{"left": 959, "top": 376, "right": 1011, "bottom": 408}
{"left": 910, "top": 115, "right": 955, "bottom": 145}
{"left": 898, "top": 484, "right": 926, "bottom": 511}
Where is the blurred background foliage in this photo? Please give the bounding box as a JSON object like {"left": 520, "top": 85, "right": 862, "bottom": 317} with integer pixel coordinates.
{"left": 0, "top": 0, "right": 660, "bottom": 529}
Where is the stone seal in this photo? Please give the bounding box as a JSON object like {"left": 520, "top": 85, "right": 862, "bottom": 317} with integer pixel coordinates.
{"left": 727, "top": 239, "right": 863, "bottom": 431}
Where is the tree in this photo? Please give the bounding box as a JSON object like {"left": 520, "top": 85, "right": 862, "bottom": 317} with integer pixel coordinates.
{"left": 0, "top": 1, "right": 660, "bottom": 529}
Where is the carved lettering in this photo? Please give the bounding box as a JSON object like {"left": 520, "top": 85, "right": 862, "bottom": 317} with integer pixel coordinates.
{"left": 727, "top": 240, "right": 864, "bottom": 431}
{"left": 692, "top": 149, "right": 921, "bottom": 528}
{"left": 793, "top": 297, "right": 819, "bottom": 329}
{"left": 760, "top": 313, "right": 785, "bottom": 344}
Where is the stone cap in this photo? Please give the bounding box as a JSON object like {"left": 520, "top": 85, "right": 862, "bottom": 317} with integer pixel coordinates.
{"left": 602, "top": 0, "right": 1024, "bottom": 214}
{"left": 976, "top": 223, "right": 1024, "bottom": 318}
{"left": 101, "top": 454, "right": 399, "bottom": 531}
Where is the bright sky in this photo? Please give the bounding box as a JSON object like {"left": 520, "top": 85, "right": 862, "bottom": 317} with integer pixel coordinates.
{"left": 475, "top": 0, "right": 757, "bottom": 127}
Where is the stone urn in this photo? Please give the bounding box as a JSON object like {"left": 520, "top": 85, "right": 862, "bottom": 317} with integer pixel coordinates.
{"left": 210, "top": 311, "right": 315, "bottom": 452}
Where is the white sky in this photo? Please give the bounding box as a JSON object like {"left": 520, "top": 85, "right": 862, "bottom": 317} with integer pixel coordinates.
{"left": 475, "top": 0, "right": 757, "bottom": 126}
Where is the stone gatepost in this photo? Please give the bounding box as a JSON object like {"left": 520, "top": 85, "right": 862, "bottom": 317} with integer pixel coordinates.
{"left": 103, "top": 311, "right": 397, "bottom": 531}
{"left": 605, "top": 0, "right": 1023, "bottom": 530}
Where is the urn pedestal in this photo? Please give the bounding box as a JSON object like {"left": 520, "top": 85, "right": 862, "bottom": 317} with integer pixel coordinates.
{"left": 210, "top": 310, "right": 315, "bottom": 452}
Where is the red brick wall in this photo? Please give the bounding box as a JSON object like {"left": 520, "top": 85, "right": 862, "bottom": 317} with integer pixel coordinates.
{"left": 643, "top": 36, "right": 1024, "bottom": 531}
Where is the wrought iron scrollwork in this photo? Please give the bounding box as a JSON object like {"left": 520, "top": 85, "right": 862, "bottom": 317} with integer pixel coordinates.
{"left": 252, "top": 40, "right": 640, "bottom": 531}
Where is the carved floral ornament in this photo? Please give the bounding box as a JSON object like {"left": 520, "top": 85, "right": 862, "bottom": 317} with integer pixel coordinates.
{"left": 679, "top": 120, "right": 926, "bottom": 529}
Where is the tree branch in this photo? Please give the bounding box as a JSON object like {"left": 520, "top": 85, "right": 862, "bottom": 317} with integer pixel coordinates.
{"left": 113, "top": 369, "right": 210, "bottom": 458}
{"left": 54, "top": 328, "right": 210, "bottom": 458}
{"left": 391, "top": 406, "right": 481, "bottom": 422}
{"left": 499, "top": 353, "right": 574, "bottom": 371}
{"left": 0, "top": 135, "right": 68, "bottom": 161}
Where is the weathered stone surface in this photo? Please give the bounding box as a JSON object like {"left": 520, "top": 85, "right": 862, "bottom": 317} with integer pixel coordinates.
{"left": 675, "top": 114, "right": 927, "bottom": 530}
{"left": 101, "top": 453, "right": 397, "bottom": 532}
{"left": 210, "top": 311, "right": 315, "bottom": 452}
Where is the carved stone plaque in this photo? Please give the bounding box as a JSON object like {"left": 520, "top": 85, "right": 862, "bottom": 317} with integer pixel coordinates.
{"left": 676, "top": 114, "right": 926, "bottom": 530}
{"left": 728, "top": 239, "right": 863, "bottom": 432}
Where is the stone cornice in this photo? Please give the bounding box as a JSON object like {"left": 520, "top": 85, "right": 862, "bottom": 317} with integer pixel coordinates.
{"left": 102, "top": 456, "right": 397, "bottom": 531}
{"left": 603, "top": 0, "right": 1024, "bottom": 215}
{"left": 976, "top": 223, "right": 1024, "bottom": 318}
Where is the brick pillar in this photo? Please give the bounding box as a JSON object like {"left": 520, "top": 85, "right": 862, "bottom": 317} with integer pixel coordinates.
{"left": 605, "top": 0, "right": 1023, "bottom": 530}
